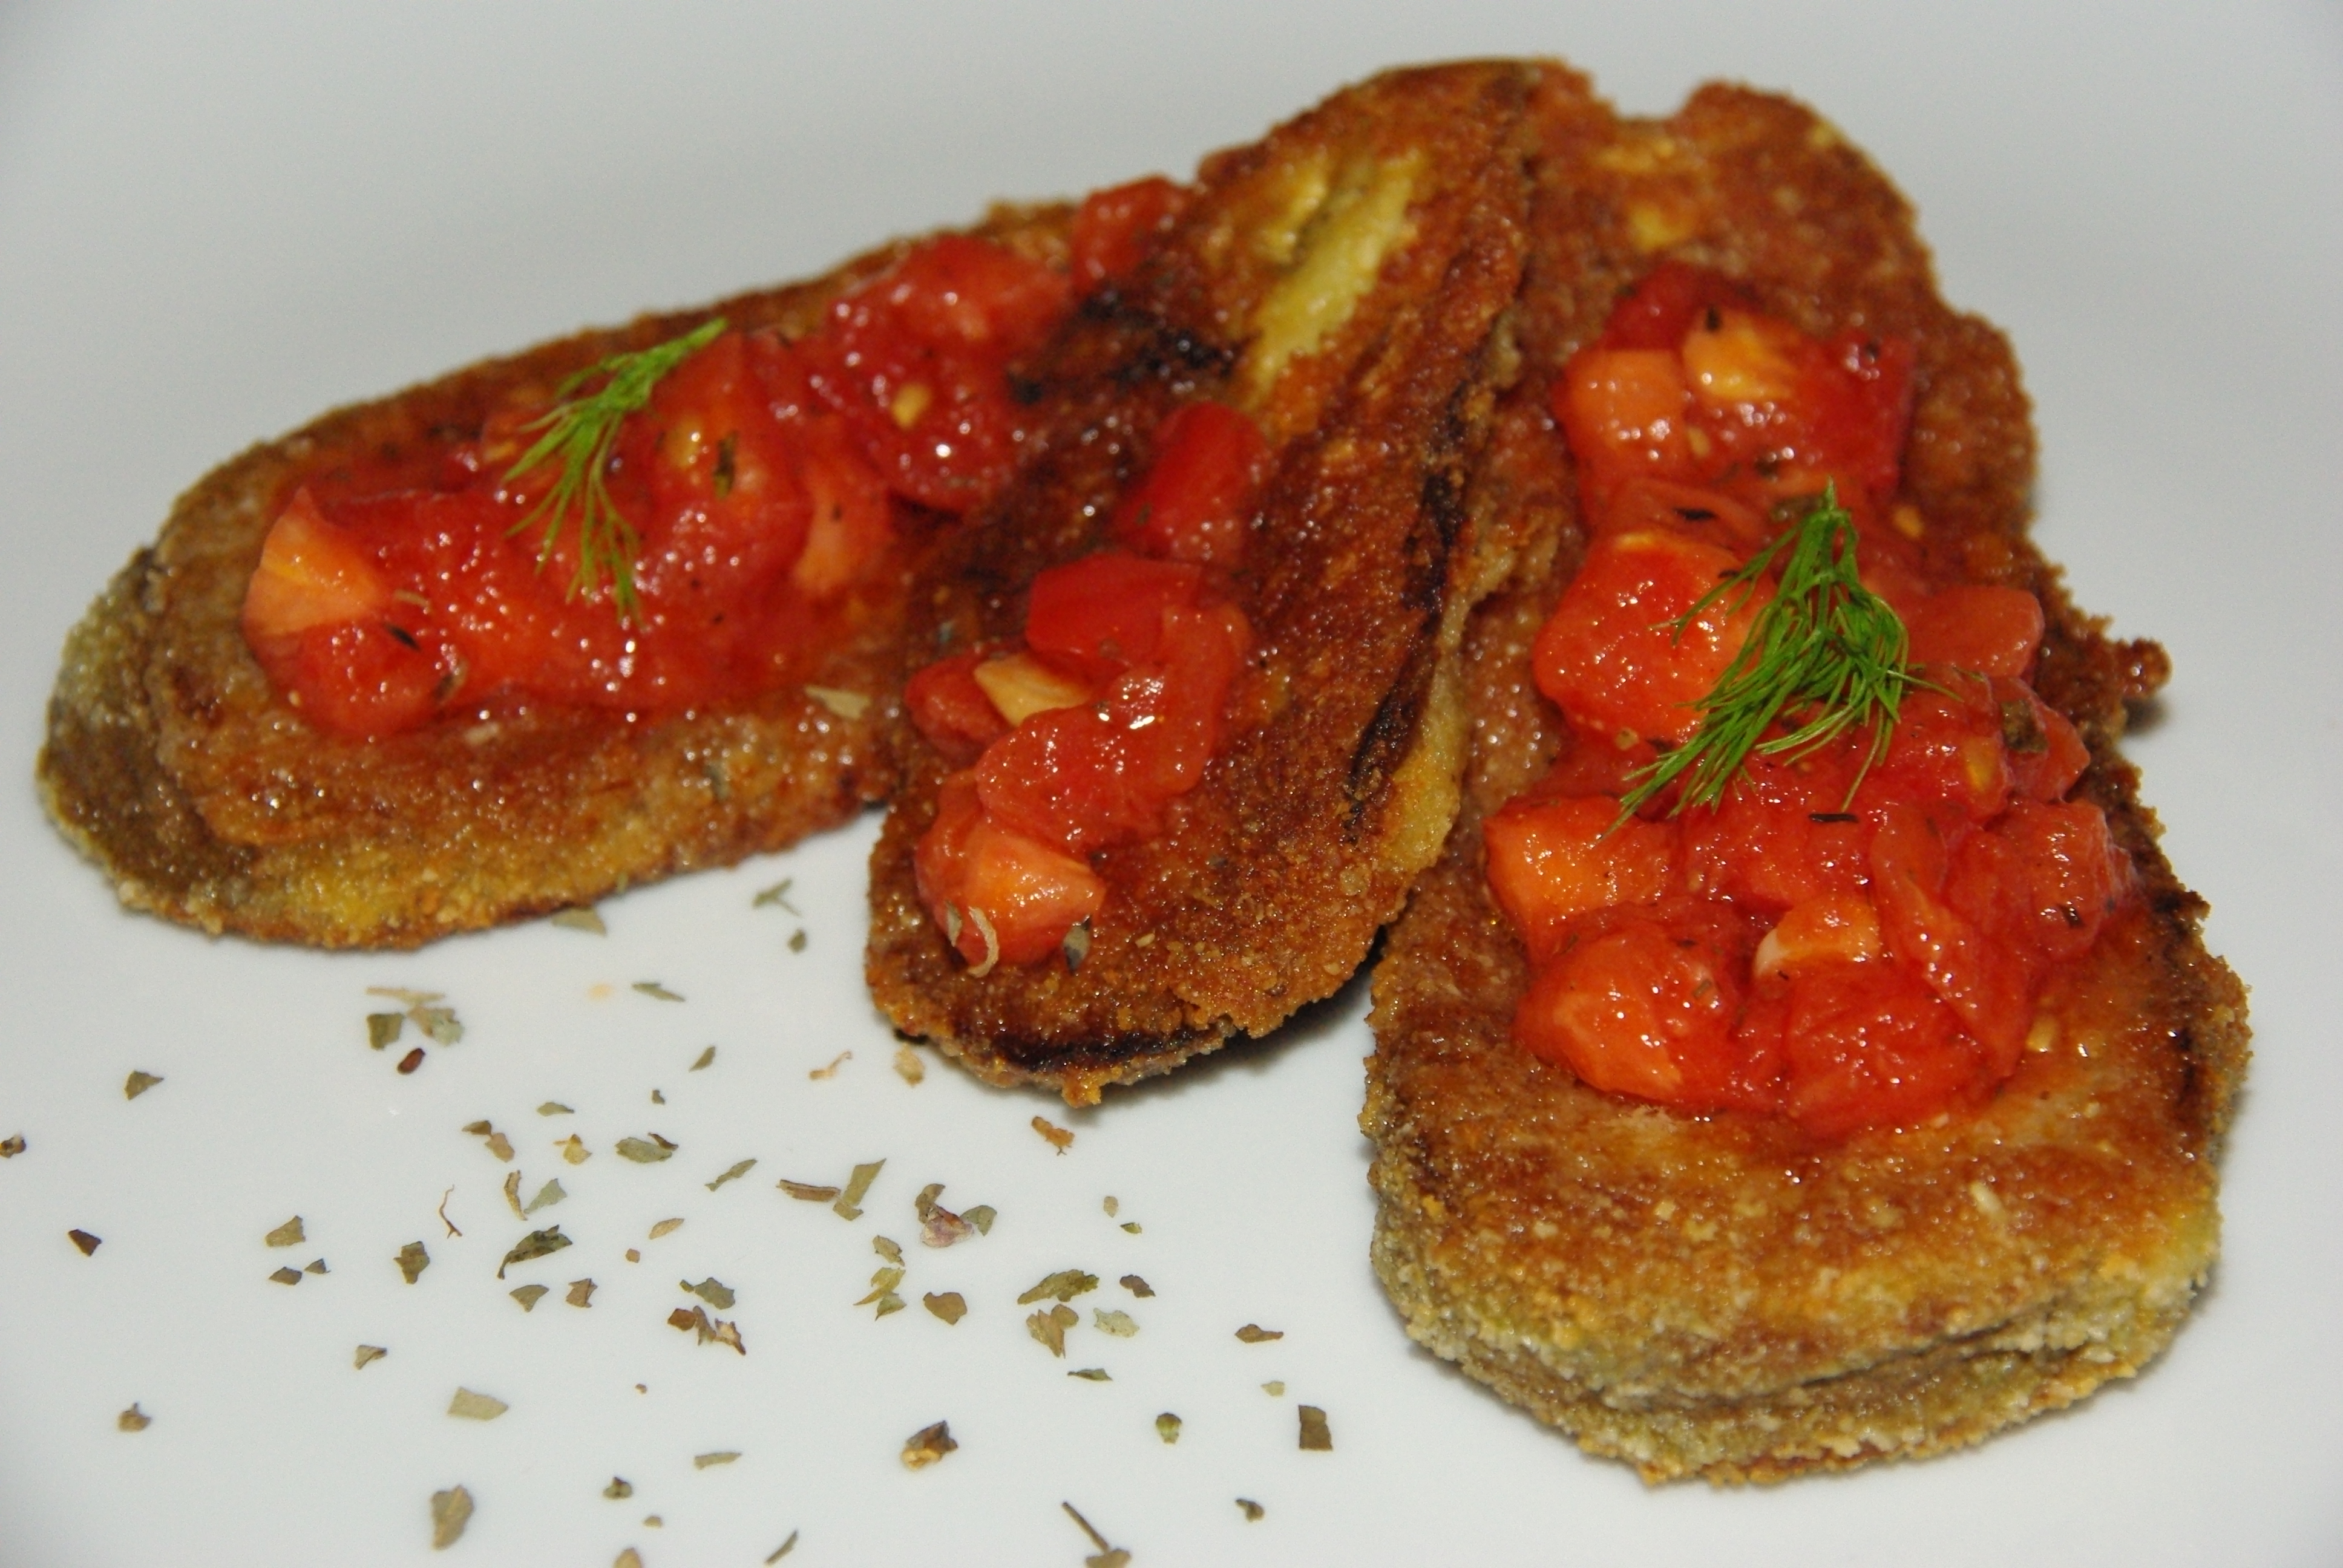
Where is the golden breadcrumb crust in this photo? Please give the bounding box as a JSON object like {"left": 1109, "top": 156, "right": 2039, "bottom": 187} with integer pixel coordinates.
{"left": 866, "top": 62, "right": 1559, "bottom": 1102}
{"left": 38, "top": 207, "right": 1072, "bottom": 949}
{"left": 1362, "top": 77, "right": 2249, "bottom": 1483}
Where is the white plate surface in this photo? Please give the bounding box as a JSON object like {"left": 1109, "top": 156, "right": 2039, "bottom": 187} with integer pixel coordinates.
{"left": 2, "top": 4, "right": 2339, "bottom": 1564}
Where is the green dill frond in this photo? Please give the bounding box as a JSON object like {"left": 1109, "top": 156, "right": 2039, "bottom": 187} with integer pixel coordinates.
{"left": 1617, "top": 486, "right": 1919, "bottom": 819}
{"left": 504, "top": 317, "right": 726, "bottom": 617}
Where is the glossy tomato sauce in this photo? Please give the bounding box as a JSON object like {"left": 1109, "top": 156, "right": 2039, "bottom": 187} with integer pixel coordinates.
{"left": 1489, "top": 263, "right": 2134, "bottom": 1138}
{"left": 240, "top": 190, "right": 1185, "bottom": 740}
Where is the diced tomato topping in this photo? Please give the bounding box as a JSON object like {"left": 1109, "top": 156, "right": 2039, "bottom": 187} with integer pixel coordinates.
{"left": 1532, "top": 528, "right": 1771, "bottom": 745}
{"left": 1486, "top": 263, "right": 2132, "bottom": 1138}
{"left": 246, "top": 231, "right": 1076, "bottom": 740}
{"left": 1110, "top": 402, "right": 1268, "bottom": 565}
{"left": 1071, "top": 176, "right": 1189, "bottom": 288}
{"left": 1023, "top": 552, "right": 1205, "bottom": 682}
{"left": 906, "top": 651, "right": 1012, "bottom": 766}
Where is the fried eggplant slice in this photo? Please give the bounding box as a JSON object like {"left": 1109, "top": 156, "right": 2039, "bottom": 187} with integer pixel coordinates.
{"left": 38, "top": 208, "right": 1073, "bottom": 949}
{"left": 1363, "top": 80, "right": 2249, "bottom": 1483}
{"left": 867, "top": 62, "right": 1552, "bottom": 1102}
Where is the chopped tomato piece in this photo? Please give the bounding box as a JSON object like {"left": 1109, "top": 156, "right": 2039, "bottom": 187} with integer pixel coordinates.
{"left": 1869, "top": 804, "right": 2031, "bottom": 1075}
{"left": 242, "top": 489, "right": 393, "bottom": 644}
{"left": 1483, "top": 795, "right": 1672, "bottom": 961}
{"left": 1779, "top": 961, "right": 1987, "bottom": 1139}
{"left": 1532, "top": 528, "right": 1771, "bottom": 745}
{"left": 1513, "top": 906, "right": 1751, "bottom": 1108}
{"left": 1904, "top": 584, "right": 2044, "bottom": 677}
{"left": 907, "top": 651, "right": 1012, "bottom": 764}
{"left": 1110, "top": 401, "right": 1268, "bottom": 565}
{"left": 915, "top": 773, "right": 1104, "bottom": 969}
{"left": 1023, "top": 552, "right": 1205, "bottom": 682}
{"left": 1071, "top": 176, "right": 1188, "bottom": 287}
{"left": 1752, "top": 892, "right": 1883, "bottom": 982}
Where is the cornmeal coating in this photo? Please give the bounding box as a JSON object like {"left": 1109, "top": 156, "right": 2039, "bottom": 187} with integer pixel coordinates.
{"left": 1362, "top": 77, "right": 2249, "bottom": 1483}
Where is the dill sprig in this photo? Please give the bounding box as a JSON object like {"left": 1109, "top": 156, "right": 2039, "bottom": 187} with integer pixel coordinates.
{"left": 504, "top": 317, "right": 726, "bottom": 616}
{"left": 1617, "top": 486, "right": 1919, "bottom": 819}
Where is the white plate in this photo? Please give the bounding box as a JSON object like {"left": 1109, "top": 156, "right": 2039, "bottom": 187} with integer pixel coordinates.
{"left": 3, "top": 5, "right": 2338, "bottom": 1564}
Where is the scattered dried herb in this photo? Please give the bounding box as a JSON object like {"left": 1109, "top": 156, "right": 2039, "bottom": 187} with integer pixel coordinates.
{"left": 448, "top": 1388, "right": 508, "bottom": 1421}
{"left": 117, "top": 1403, "right": 151, "bottom": 1432}
{"left": 1068, "top": 1368, "right": 1111, "bottom": 1382}
{"left": 269, "top": 1266, "right": 303, "bottom": 1285}
{"left": 788, "top": 929, "right": 808, "bottom": 953}
{"left": 428, "top": 1485, "right": 473, "bottom": 1550}
{"left": 694, "top": 1450, "right": 741, "bottom": 1469}
{"left": 1121, "top": 1221, "right": 1142, "bottom": 1233}
{"left": 304, "top": 1258, "right": 329, "bottom": 1275}
{"left": 437, "top": 1187, "right": 462, "bottom": 1238}
{"left": 616, "top": 1135, "right": 677, "bottom": 1163}
{"left": 525, "top": 1178, "right": 566, "bottom": 1216}
{"left": 633, "top": 981, "right": 685, "bottom": 1002}
{"left": 689, "top": 1045, "right": 716, "bottom": 1072}
{"left": 778, "top": 1179, "right": 841, "bottom": 1203}
{"left": 1262, "top": 1380, "right": 1285, "bottom": 1396}
{"left": 1298, "top": 1405, "right": 1332, "bottom": 1451}
{"left": 603, "top": 1477, "right": 633, "bottom": 1500}
{"left": 648, "top": 1218, "right": 684, "bottom": 1240}
{"left": 367, "top": 1013, "right": 405, "bottom": 1051}
{"left": 808, "top": 1050, "right": 851, "bottom": 1080}
{"left": 67, "top": 1229, "right": 100, "bottom": 1256}
{"left": 1155, "top": 1413, "right": 1181, "bottom": 1444}
{"left": 462, "top": 1122, "right": 517, "bottom": 1161}
{"left": 923, "top": 1292, "right": 966, "bottom": 1324}
{"left": 396, "top": 1047, "right": 426, "bottom": 1074}
{"left": 123, "top": 1071, "right": 163, "bottom": 1100}
{"left": 1235, "top": 1324, "right": 1283, "bottom": 1343}
{"left": 355, "top": 1345, "right": 387, "bottom": 1369}
{"left": 668, "top": 1304, "right": 746, "bottom": 1353}
{"left": 900, "top": 1420, "right": 956, "bottom": 1469}
{"left": 892, "top": 1045, "right": 925, "bottom": 1085}
{"left": 396, "top": 1241, "right": 431, "bottom": 1282}
{"left": 1120, "top": 1275, "right": 1154, "bottom": 1298}
{"left": 370, "top": 988, "right": 464, "bottom": 1045}
{"left": 1031, "top": 1116, "right": 1074, "bottom": 1152}
{"left": 1026, "top": 1303, "right": 1078, "bottom": 1356}
{"left": 1237, "top": 1498, "right": 1265, "bottom": 1522}
{"left": 615, "top": 1550, "right": 643, "bottom": 1568}
{"left": 265, "top": 1217, "right": 305, "bottom": 1248}
{"left": 497, "top": 1226, "right": 571, "bottom": 1278}
{"left": 1093, "top": 1308, "right": 1138, "bottom": 1338}
{"left": 1103, "top": 1197, "right": 1119, "bottom": 1217}
{"left": 538, "top": 1102, "right": 574, "bottom": 1116}
{"left": 625, "top": 1249, "right": 641, "bottom": 1263}
{"left": 914, "top": 1184, "right": 977, "bottom": 1248}
{"left": 549, "top": 907, "right": 605, "bottom": 933}
{"left": 706, "top": 1158, "right": 757, "bottom": 1192}
{"left": 963, "top": 1204, "right": 997, "bottom": 1235}
{"left": 682, "top": 1277, "right": 736, "bottom": 1310}
{"left": 752, "top": 878, "right": 799, "bottom": 912}
{"left": 502, "top": 1171, "right": 525, "bottom": 1218}
{"left": 555, "top": 1135, "right": 591, "bottom": 1164}
{"left": 872, "top": 1235, "right": 904, "bottom": 1266}
{"left": 0, "top": 1134, "right": 22, "bottom": 1158}
{"left": 566, "top": 1279, "right": 597, "bottom": 1308}
{"left": 858, "top": 1266, "right": 907, "bottom": 1315}
{"left": 510, "top": 1285, "right": 549, "bottom": 1311}
{"left": 765, "top": 1531, "right": 799, "bottom": 1563}
{"left": 1061, "top": 1502, "right": 1129, "bottom": 1567}
{"left": 833, "top": 1160, "right": 883, "bottom": 1221}
{"left": 650, "top": 1089, "right": 665, "bottom": 1105}
{"left": 1017, "top": 1270, "right": 1098, "bottom": 1305}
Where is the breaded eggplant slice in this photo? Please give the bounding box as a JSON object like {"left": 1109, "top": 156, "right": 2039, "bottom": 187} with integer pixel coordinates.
{"left": 1363, "top": 82, "right": 2250, "bottom": 1483}
{"left": 867, "top": 62, "right": 1550, "bottom": 1102}
{"left": 38, "top": 207, "right": 1072, "bottom": 949}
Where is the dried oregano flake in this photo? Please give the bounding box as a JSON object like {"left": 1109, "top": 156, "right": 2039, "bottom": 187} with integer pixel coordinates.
{"left": 304, "top": 1258, "right": 329, "bottom": 1275}
{"left": 914, "top": 1183, "right": 978, "bottom": 1248}
{"left": 616, "top": 1133, "right": 678, "bottom": 1163}
{"left": 496, "top": 1226, "right": 569, "bottom": 1278}
{"left": 689, "top": 1045, "right": 716, "bottom": 1072}
{"left": 538, "top": 1102, "right": 574, "bottom": 1116}
{"left": 900, "top": 1420, "right": 956, "bottom": 1469}
{"left": 706, "top": 1158, "right": 758, "bottom": 1192}
{"left": 1061, "top": 1501, "right": 1129, "bottom": 1568}
{"left": 603, "top": 1477, "right": 633, "bottom": 1500}
{"left": 548, "top": 906, "right": 605, "bottom": 933}
{"left": 1026, "top": 1303, "right": 1078, "bottom": 1357}
{"left": 1235, "top": 1323, "right": 1284, "bottom": 1343}
{"left": 693, "top": 1449, "right": 741, "bottom": 1469}
{"left": 355, "top": 1345, "right": 388, "bottom": 1369}
{"left": 264, "top": 1217, "right": 305, "bottom": 1248}
{"left": 566, "top": 1279, "right": 597, "bottom": 1308}
{"left": 1017, "top": 1270, "right": 1098, "bottom": 1305}
{"left": 1237, "top": 1498, "right": 1265, "bottom": 1521}
{"left": 1297, "top": 1405, "right": 1333, "bottom": 1451}
{"left": 396, "top": 1241, "right": 430, "bottom": 1283}
{"left": 510, "top": 1285, "right": 549, "bottom": 1312}
{"left": 777, "top": 1179, "right": 841, "bottom": 1203}
{"left": 269, "top": 1266, "right": 303, "bottom": 1285}
{"left": 554, "top": 1134, "right": 591, "bottom": 1164}
{"left": 667, "top": 1304, "right": 746, "bottom": 1353}
{"left": 428, "top": 1486, "right": 473, "bottom": 1550}
{"left": 0, "top": 1134, "right": 22, "bottom": 1158}
{"left": 1067, "top": 1368, "right": 1111, "bottom": 1382}
{"left": 117, "top": 1403, "right": 151, "bottom": 1432}
{"left": 1094, "top": 1309, "right": 1138, "bottom": 1338}
{"left": 632, "top": 981, "right": 686, "bottom": 1002}
{"left": 923, "top": 1292, "right": 967, "bottom": 1325}
{"left": 123, "top": 1070, "right": 163, "bottom": 1100}
{"left": 765, "top": 1530, "right": 799, "bottom": 1563}
{"left": 682, "top": 1277, "right": 736, "bottom": 1310}
{"left": 1155, "top": 1413, "right": 1181, "bottom": 1444}
{"left": 647, "top": 1218, "right": 685, "bottom": 1240}
{"left": 833, "top": 1160, "right": 883, "bottom": 1221}
{"left": 1120, "top": 1275, "right": 1154, "bottom": 1298}
{"left": 67, "top": 1229, "right": 100, "bottom": 1256}
{"left": 752, "top": 878, "right": 798, "bottom": 912}
{"left": 447, "top": 1388, "right": 508, "bottom": 1421}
